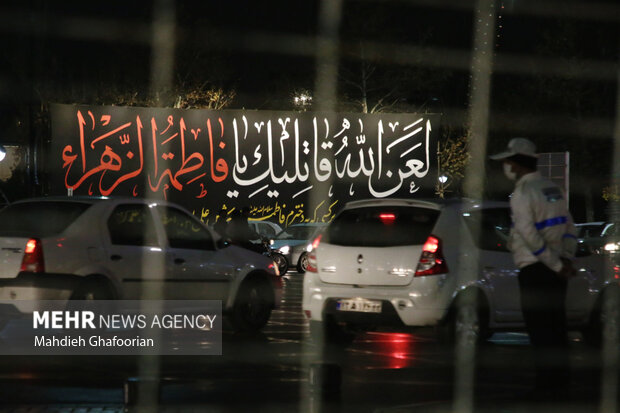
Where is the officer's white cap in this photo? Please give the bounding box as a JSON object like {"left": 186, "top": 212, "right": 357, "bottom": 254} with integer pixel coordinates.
{"left": 489, "top": 137, "right": 538, "bottom": 160}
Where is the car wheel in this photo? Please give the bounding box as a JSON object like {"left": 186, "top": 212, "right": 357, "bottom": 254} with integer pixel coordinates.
{"left": 66, "top": 278, "right": 114, "bottom": 332}
{"left": 309, "top": 319, "right": 355, "bottom": 346}
{"left": 582, "top": 286, "right": 620, "bottom": 347}
{"left": 438, "top": 291, "right": 490, "bottom": 345}
{"left": 70, "top": 278, "right": 113, "bottom": 300}
{"left": 231, "top": 277, "right": 274, "bottom": 333}
{"left": 272, "top": 252, "right": 289, "bottom": 275}
{"left": 297, "top": 252, "right": 309, "bottom": 273}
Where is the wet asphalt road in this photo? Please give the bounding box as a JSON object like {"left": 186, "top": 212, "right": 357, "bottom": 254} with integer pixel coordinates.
{"left": 0, "top": 271, "right": 617, "bottom": 412}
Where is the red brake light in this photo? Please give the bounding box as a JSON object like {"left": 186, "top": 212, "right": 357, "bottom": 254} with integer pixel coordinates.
{"left": 379, "top": 213, "right": 396, "bottom": 224}
{"left": 21, "top": 238, "right": 45, "bottom": 273}
{"left": 415, "top": 235, "right": 447, "bottom": 277}
{"left": 422, "top": 236, "right": 439, "bottom": 254}
{"left": 24, "top": 239, "right": 38, "bottom": 254}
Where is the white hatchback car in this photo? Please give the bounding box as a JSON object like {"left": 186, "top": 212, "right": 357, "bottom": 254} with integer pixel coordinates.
{"left": 303, "top": 198, "right": 617, "bottom": 343}
{"left": 0, "top": 197, "right": 282, "bottom": 332}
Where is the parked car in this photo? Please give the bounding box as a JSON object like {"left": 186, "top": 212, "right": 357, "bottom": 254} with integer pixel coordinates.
{"left": 576, "top": 221, "right": 617, "bottom": 254}
{"left": 248, "top": 219, "right": 283, "bottom": 240}
{"left": 271, "top": 223, "right": 328, "bottom": 273}
{"left": 303, "top": 198, "right": 616, "bottom": 344}
{"left": 0, "top": 196, "right": 283, "bottom": 333}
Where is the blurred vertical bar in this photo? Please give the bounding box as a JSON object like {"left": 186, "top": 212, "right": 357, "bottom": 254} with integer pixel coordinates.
{"left": 314, "top": 0, "right": 342, "bottom": 114}
{"left": 464, "top": 0, "right": 495, "bottom": 199}
{"left": 149, "top": 0, "right": 176, "bottom": 106}
{"left": 600, "top": 61, "right": 620, "bottom": 413}
{"left": 454, "top": 1, "right": 496, "bottom": 413}
{"left": 137, "top": 0, "right": 177, "bottom": 410}
{"left": 303, "top": 0, "right": 342, "bottom": 410}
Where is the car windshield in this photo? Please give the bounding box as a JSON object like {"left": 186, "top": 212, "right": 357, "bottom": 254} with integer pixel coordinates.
{"left": 275, "top": 226, "right": 320, "bottom": 241}
{"left": 325, "top": 206, "right": 439, "bottom": 247}
{"left": 0, "top": 201, "right": 92, "bottom": 237}
{"left": 576, "top": 224, "right": 607, "bottom": 238}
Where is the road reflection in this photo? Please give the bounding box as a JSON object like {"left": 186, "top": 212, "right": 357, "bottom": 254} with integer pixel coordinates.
{"left": 349, "top": 332, "right": 421, "bottom": 370}
{"left": 0, "top": 273, "right": 613, "bottom": 413}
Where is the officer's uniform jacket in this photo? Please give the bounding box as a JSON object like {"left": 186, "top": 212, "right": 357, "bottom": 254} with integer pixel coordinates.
{"left": 508, "top": 171, "right": 577, "bottom": 272}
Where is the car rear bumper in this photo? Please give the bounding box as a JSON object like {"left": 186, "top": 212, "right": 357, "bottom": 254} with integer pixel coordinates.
{"left": 322, "top": 298, "right": 406, "bottom": 327}
{"left": 0, "top": 272, "right": 80, "bottom": 313}
{"left": 302, "top": 278, "right": 448, "bottom": 327}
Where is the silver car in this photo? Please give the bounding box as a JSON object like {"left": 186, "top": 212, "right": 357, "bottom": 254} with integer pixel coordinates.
{"left": 271, "top": 223, "right": 328, "bottom": 273}
{"left": 303, "top": 198, "right": 616, "bottom": 344}
{"left": 0, "top": 196, "right": 283, "bottom": 333}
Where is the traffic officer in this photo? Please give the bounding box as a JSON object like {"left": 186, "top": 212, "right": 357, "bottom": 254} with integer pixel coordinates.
{"left": 490, "top": 137, "right": 577, "bottom": 400}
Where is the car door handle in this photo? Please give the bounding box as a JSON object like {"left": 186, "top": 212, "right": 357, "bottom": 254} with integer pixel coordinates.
{"left": 110, "top": 254, "right": 123, "bottom": 261}
{"left": 174, "top": 258, "right": 185, "bottom": 265}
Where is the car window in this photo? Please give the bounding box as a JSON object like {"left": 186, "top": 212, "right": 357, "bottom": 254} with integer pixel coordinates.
{"left": 257, "top": 223, "right": 277, "bottom": 237}
{"left": 275, "top": 226, "right": 317, "bottom": 241}
{"left": 325, "top": 206, "right": 439, "bottom": 247}
{"left": 0, "top": 201, "right": 92, "bottom": 237}
{"left": 463, "top": 208, "right": 511, "bottom": 252}
{"left": 107, "top": 204, "right": 159, "bottom": 247}
{"left": 577, "top": 224, "right": 606, "bottom": 238}
{"left": 156, "top": 206, "right": 215, "bottom": 251}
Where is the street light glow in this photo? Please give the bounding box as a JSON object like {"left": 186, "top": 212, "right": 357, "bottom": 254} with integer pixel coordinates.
{"left": 293, "top": 91, "right": 313, "bottom": 111}
{"left": 294, "top": 93, "right": 312, "bottom": 105}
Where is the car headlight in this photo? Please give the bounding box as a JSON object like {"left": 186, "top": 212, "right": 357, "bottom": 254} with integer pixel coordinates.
{"left": 306, "top": 243, "right": 312, "bottom": 252}
{"left": 279, "top": 245, "right": 290, "bottom": 255}
{"left": 604, "top": 242, "right": 620, "bottom": 252}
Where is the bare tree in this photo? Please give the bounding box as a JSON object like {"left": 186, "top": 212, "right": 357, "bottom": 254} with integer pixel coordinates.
{"left": 435, "top": 128, "right": 471, "bottom": 198}
{"left": 173, "top": 83, "right": 236, "bottom": 110}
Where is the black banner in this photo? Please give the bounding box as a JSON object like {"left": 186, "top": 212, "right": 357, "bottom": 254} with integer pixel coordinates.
{"left": 50, "top": 104, "right": 439, "bottom": 226}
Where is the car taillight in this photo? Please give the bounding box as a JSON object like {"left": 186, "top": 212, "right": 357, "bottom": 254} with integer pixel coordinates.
{"left": 311, "top": 234, "right": 322, "bottom": 250}
{"left": 415, "top": 235, "right": 447, "bottom": 276}
{"left": 268, "top": 262, "right": 280, "bottom": 277}
{"left": 306, "top": 252, "right": 318, "bottom": 273}
{"left": 21, "top": 238, "right": 45, "bottom": 273}
{"left": 306, "top": 235, "right": 322, "bottom": 273}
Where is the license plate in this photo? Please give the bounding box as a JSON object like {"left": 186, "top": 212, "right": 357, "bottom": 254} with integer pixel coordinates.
{"left": 337, "top": 298, "right": 382, "bottom": 313}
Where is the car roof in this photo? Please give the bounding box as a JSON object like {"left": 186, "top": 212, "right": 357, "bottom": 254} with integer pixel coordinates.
{"left": 12, "top": 195, "right": 110, "bottom": 204}
{"left": 248, "top": 219, "right": 280, "bottom": 224}
{"left": 10, "top": 196, "right": 187, "bottom": 209}
{"left": 343, "top": 198, "right": 509, "bottom": 211}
